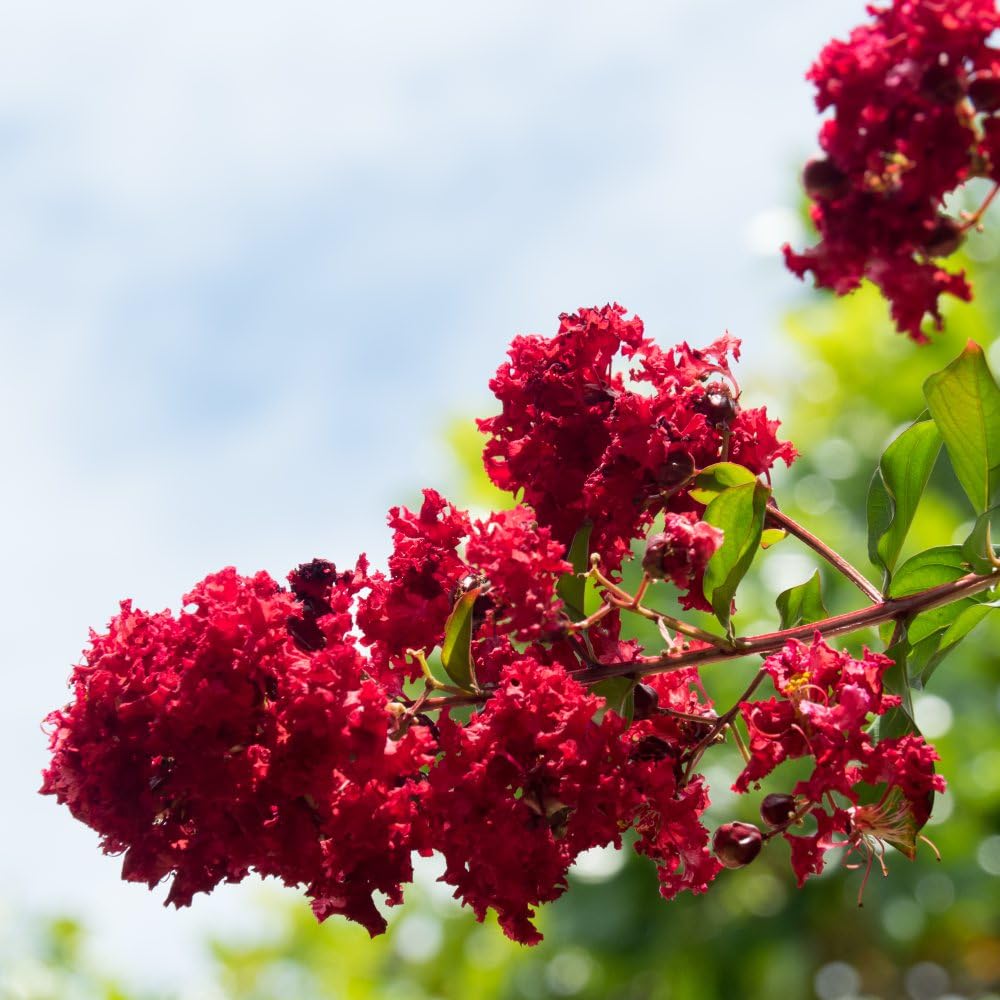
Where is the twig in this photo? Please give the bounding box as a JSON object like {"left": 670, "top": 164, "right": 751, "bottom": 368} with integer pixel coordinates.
{"left": 766, "top": 505, "right": 882, "bottom": 603}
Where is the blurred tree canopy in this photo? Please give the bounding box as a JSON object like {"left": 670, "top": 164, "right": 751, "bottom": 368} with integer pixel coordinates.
{"left": 6, "top": 254, "right": 1000, "bottom": 1000}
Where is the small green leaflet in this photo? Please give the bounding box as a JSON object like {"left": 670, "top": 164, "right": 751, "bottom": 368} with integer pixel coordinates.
{"left": 866, "top": 415, "right": 941, "bottom": 587}
{"left": 702, "top": 480, "right": 770, "bottom": 633}
{"left": 924, "top": 340, "right": 1000, "bottom": 514}
{"left": 888, "top": 545, "right": 967, "bottom": 599}
{"left": 760, "top": 527, "right": 787, "bottom": 549}
{"left": 688, "top": 462, "right": 757, "bottom": 505}
{"left": 555, "top": 522, "right": 593, "bottom": 621}
{"left": 962, "top": 507, "right": 1000, "bottom": 574}
{"left": 872, "top": 640, "right": 919, "bottom": 742}
{"left": 776, "top": 571, "right": 829, "bottom": 629}
{"left": 440, "top": 589, "right": 479, "bottom": 691}
{"left": 592, "top": 676, "right": 636, "bottom": 722}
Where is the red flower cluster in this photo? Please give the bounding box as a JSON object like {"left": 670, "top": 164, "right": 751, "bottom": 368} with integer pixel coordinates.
{"left": 478, "top": 305, "right": 794, "bottom": 570}
{"left": 42, "top": 569, "right": 727, "bottom": 944}
{"left": 734, "top": 636, "right": 944, "bottom": 889}
{"left": 357, "top": 490, "right": 571, "bottom": 687}
{"left": 40, "top": 307, "right": 948, "bottom": 944}
{"left": 642, "top": 512, "right": 724, "bottom": 612}
{"left": 784, "top": 0, "right": 1000, "bottom": 339}
{"left": 41, "top": 567, "right": 435, "bottom": 936}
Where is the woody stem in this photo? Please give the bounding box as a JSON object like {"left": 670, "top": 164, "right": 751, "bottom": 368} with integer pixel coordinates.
{"left": 766, "top": 505, "right": 882, "bottom": 603}
{"left": 580, "top": 568, "right": 999, "bottom": 684}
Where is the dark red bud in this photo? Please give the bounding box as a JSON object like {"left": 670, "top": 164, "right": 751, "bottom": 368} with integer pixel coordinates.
{"left": 802, "top": 158, "right": 850, "bottom": 200}
{"left": 759, "top": 793, "right": 797, "bottom": 829}
{"left": 920, "top": 63, "right": 965, "bottom": 104}
{"left": 450, "top": 573, "right": 495, "bottom": 628}
{"left": 695, "top": 383, "right": 738, "bottom": 428}
{"left": 654, "top": 451, "right": 696, "bottom": 489}
{"left": 642, "top": 533, "right": 676, "bottom": 581}
{"left": 633, "top": 683, "right": 660, "bottom": 720}
{"left": 287, "top": 615, "right": 326, "bottom": 653}
{"left": 629, "top": 734, "right": 673, "bottom": 761}
{"left": 713, "top": 821, "right": 763, "bottom": 869}
{"left": 924, "top": 216, "right": 964, "bottom": 258}
{"left": 288, "top": 558, "right": 337, "bottom": 615}
{"left": 582, "top": 382, "right": 617, "bottom": 407}
{"left": 970, "top": 75, "right": 1000, "bottom": 112}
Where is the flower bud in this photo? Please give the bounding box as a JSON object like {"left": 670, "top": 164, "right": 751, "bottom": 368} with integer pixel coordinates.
{"left": 923, "top": 216, "right": 964, "bottom": 258}
{"left": 759, "top": 793, "right": 797, "bottom": 829}
{"left": 712, "top": 821, "right": 763, "bottom": 869}
{"left": 920, "top": 63, "right": 964, "bottom": 104}
{"left": 654, "top": 451, "right": 696, "bottom": 489}
{"left": 633, "top": 682, "right": 660, "bottom": 720}
{"left": 802, "top": 158, "right": 850, "bottom": 200}
{"left": 970, "top": 74, "right": 1000, "bottom": 112}
{"left": 695, "top": 382, "right": 738, "bottom": 429}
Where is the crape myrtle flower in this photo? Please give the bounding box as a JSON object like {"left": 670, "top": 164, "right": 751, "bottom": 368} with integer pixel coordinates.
{"left": 357, "top": 491, "right": 573, "bottom": 684}
{"left": 478, "top": 304, "right": 794, "bottom": 571}
{"left": 642, "top": 512, "right": 725, "bottom": 612}
{"left": 785, "top": 0, "right": 1000, "bottom": 340}
{"left": 733, "top": 635, "right": 944, "bottom": 892}
{"left": 40, "top": 567, "right": 435, "bottom": 937}
{"left": 424, "top": 649, "right": 724, "bottom": 944}
{"left": 626, "top": 668, "right": 723, "bottom": 899}
{"left": 424, "top": 645, "right": 635, "bottom": 944}
{"left": 357, "top": 489, "right": 471, "bottom": 686}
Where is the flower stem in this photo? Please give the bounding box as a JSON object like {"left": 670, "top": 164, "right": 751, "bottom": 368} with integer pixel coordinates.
{"left": 766, "top": 505, "right": 882, "bottom": 603}
{"left": 580, "top": 568, "right": 999, "bottom": 684}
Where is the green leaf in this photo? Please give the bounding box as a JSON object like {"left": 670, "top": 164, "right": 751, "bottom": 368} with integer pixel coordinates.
{"left": 924, "top": 340, "right": 1000, "bottom": 514}
{"left": 888, "top": 545, "right": 967, "bottom": 598}
{"left": 916, "top": 599, "right": 997, "bottom": 686}
{"left": 873, "top": 641, "right": 920, "bottom": 741}
{"left": 776, "top": 571, "right": 829, "bottom": 629}
{"left": 556, "top": 522, "right": 593, "bottom": 620}
{"left": 962, "top": 507, "right": 1000, "bottom": 574}
{"left": 688, "top": 463, "right": 757, "bottom": 505}
{"left": 440, "top": 589, "right": 479, "bottom": 691}
{"left": 866, "top": 415, "right": 941, "bottom": 585}
{"left": 702, "top": 481, "right": 770, "bottom": 632}
{"left": 760, "top": 527, "right": 787, "bottom": 549}
{"left": 592, "top": 676, "right": 636, "bottom": 722}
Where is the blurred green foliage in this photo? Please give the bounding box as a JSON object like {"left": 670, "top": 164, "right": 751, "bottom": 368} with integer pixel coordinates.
{"left": 6, "top": 259, "right": 1000, "bottom": 1000}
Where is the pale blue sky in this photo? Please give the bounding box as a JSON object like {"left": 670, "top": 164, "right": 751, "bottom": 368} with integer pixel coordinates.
{"left": 1, "top": 1, "right": 868, "bottom": 990}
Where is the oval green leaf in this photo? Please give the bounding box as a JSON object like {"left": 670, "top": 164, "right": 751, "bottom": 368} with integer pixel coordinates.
{"left": 924, "top": 340, "right": 1000, "bottom": 514}
{"left": 440, "top": 588, "right": 480, "bottom": 691}
{"left": 866, "top": 415, "right": 941, "bottom": 586}
{"left": 702, "top": 481, "right": 770, "bottom": 632}
{"left": 776, "top": 571, "right": 829, "bottom": 630}
{"left": 688, "top": 462, "right": 757, "bottom": 505}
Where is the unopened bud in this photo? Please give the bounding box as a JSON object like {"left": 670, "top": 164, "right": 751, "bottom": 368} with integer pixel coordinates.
{"left": 695, "top": 382, "right": 738, "bottom": 429}
{"left": 642, "top": 533, "right": 677, "bottom": 581}
{"left": 802, "top": 158, "right": 850, "bottom": 200}
{"left": 920, "top": 63, "right": 964, "bottom": 104}
{"left": 759, "top": 793, "right": 797, "bottom": 829}
{"left": 924, "top": 216, "right": 964, "bottom": 258}
{"left": 713, "top": 821, "right": 763, "bottom": 869}
{"left": 970, "top": 74, "right": 1000, "bottom": 112}
{"left": 633, "top": 683, "right": 660, "bottom": 720}
{"left": 654, "top": 451, "right": 696, "bottom": 489}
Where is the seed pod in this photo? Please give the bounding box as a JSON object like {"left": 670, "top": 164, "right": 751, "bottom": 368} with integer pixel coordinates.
{"left": 712, "top": 821, "right": 763, "bottom": 869}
